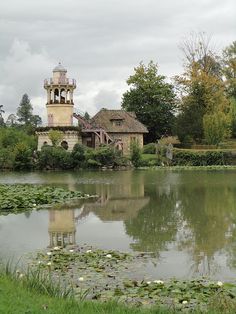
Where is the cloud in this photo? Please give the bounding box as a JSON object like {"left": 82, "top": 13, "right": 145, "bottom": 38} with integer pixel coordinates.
{"left": 0, "top": 0, "right": 235, "bottom": 120}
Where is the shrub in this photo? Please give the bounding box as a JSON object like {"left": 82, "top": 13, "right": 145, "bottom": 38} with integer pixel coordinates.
{"left": 48, "top": 130, "right": 64, "bottom": 147}
{"left": 71, "top": 143, "right": 86, "bottom": 168}
{"left": 13, "top": 142, "right": 33, "bottom": 170}
{"left": 130, "top": 141, "right": 142, "bottom": 167}
{"left": 85, "top": 146, "right": 119, "bottom": 168}
{"left": 203, "top": 112, "right": 231, "bottom": 146}
{"left": 143, "top": 143, "right": 156, "bottom": 154}
{"left": 0, "top": 148, "right": 14, "bottom": 169}
{"left": 38, "top": 146, "right": 73, "bottom": 170}
{"left": 172, "top": 150, "right": 229, "bottom": 166}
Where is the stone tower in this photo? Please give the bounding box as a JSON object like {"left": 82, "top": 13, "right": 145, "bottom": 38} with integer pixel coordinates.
{"left": 36, "top": 63, "right": 82, "bottom": 151}
{"left": 44, "top": 63, "right": 76, "bottom": 126}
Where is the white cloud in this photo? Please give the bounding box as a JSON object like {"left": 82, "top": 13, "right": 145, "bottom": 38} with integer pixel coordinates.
{"left": 0, "top": 0, "right": 235, "bottom": 120}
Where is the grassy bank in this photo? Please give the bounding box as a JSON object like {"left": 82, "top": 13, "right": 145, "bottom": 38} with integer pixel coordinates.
{"left": 0, "top": 273, "right": 171, "bottom": 314}
{"left": 1, "top": 273, "right": 236, "bottom": 314}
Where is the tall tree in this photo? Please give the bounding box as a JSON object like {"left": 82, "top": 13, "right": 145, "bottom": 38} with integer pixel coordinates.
{"left": 176, "top": 34, "right": 231, "bottom": 143}
{"left": 222, "top": 41, "right": 236, "bottom": 99}
{"left": 17, "top": 94, "right": 33, "bottom": 125}
{"left": 31, "top": 115, "right": 42, "bottom": 127}
{"left": 0, "top": 105, "right": 5, "bottom": 126}
{"left": 121, "top": 61, "right": 176, "bottom": 142}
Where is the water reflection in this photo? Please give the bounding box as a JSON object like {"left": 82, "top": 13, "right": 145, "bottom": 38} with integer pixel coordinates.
{"left": 48, "top": 210, "right": 76, "bottom": 247}
{"left": 2, "top": 170, "right": 236, "bottom": 279}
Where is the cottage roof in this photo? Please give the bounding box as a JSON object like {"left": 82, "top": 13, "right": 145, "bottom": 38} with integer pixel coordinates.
{"left": 92, "top": 109, "right": 148, "bottom": 133}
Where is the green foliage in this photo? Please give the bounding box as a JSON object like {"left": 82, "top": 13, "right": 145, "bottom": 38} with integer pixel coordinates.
{"left": 203, "top": 112, "right": 231, "bottom": 145}
{"left": 122, "top": 61, "right": 176, "bottom": 142}
{"left": 0, "top": 127, "right": 37, "bottom": 170}
{"left": 0, "top": 148, "right": 14, "bottom": 169}
{"left": 17, "top": 93, "right": 33, "bottom": 124}
{"left": 222, "top": 41, "right": 236, "bottom": 99}
{"left": 176, "top": 36, "right": 231, "bottom": 144}
{"left": 13, "top": 142, "right": 33, "bottom": 170}
{"left": 130, "top": 141, "right": 142, "bottom": 167}
{"left": 172, "top": 150, "right": 229, "bottom": 166}
{"left": 0, "top": 127, "right": 36, "bottom": 150}
{"left": 85, "top": 146, "right": 121, "bottom": 168}
{"left": 48, "top": 129, "right": 64, "bottom": 147}
{"left": 0, "top": 184, "right": 88, "bottom": 214}
{"left": 38, "top": 146, "right": 73, "bottom": 170}
{"left": 36, "top": 126, "right": 80, "bottom": 132}
{"left": 143, "top": 143, "right": 156, "bottom": 154}
{"left": 71, "top": 143, "right": 86, "bottom": 167}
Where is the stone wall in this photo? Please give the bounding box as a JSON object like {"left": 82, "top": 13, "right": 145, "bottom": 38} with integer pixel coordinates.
{"left": 108, "top": 133, "right": 143, "bottom": 155}
{"left": 46, "top": 104, "right": 74, "bottom": 126}
{"left": 36, "top": 131, "right": 82, "bottom": 152}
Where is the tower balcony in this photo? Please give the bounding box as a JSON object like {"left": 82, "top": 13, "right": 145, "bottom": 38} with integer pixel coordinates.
{"left": 44, "top": 78, "right": 76, "bottom": 88}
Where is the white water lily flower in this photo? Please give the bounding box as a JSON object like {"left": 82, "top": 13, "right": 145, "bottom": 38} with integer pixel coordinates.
{"left": 154, "top": 280, "right": 164, "bottom": 284}
{"left": 19, "top": 273, "right": 24, "bottom": 279}
{"left": 182, "top": 300, "right": 188, "bottom": 304}
{"left": 47, "top": 252, "right": 52, "bottom": 256}
{"left": 86, "top": 250, "right": 92, "bottom": 253}
{"left": 38, "top": 261, "right": 42, "bottom": 264}
{"left": 47, "top": 262, "right": 52, "bottom": 266}
{"left": 78, "top": 277, "right": 84, "bottom": 281}
{"left": 69, "top": 249, "right": 74, "bottom": 253}
{"left": 146, "top": 281, "right": 151, "bottom": 285}
{"left": 217, "top": 281, "right": 223, "bottom": 287}
{"left": 106, "top": 254, "right": 112, "bottom": 258}
{"left": 33, "top": 203, "right": 36, "bottom": 206}
{"left": 53, "top": 246, "right": 60, "bottom": 251}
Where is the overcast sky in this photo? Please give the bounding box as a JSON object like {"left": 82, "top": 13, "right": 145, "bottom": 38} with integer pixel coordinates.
{"left": 0, "top": 0, "right": 235, "bottom": 121}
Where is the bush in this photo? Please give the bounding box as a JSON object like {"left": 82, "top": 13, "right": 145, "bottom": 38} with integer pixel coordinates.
{"left": 130, "top": 141, "right": 142, "bottom": 167}
{"left": 143, "top": 143, "right": 156, "bottom": 154}
{"left": 38, "top": 146, "right": 73, "bottom": 170}
{"left": 85, "top": 146, "right": 120, "bottom": 168}
{"left": 172, "top": 150, "right": 229, "bottom": 166}
{"left": 71, "top": 143, "right": 86, "bottom": 168}
{"left": 13, "top": 143, "right": 33, "bottom": 170}
{"left": 0, "top": 148, "right": 14, "bottom": 169}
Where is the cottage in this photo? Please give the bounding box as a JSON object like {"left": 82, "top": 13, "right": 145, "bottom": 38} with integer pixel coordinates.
{"left": 91, "top": 109, "right": 148, "bottom": 154}
{"left": 37, "top": 64, "right": 148, "bottom": 155}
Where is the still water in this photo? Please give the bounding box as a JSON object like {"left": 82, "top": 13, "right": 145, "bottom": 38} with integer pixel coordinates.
{"left": 1, "top": 169, "right": 236, "bottom": 280}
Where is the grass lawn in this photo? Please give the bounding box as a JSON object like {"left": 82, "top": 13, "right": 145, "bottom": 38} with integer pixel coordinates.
{"left": 0, "top": 274, "right": 171, "bottom": 314}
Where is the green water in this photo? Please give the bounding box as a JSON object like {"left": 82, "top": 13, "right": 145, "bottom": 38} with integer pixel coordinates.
{"left": 1, "top": 169, "right": 236, "bottom": 280}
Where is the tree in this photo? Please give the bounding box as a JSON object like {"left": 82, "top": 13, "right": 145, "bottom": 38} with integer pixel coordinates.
{"left": 176, "top": 34, "right": 231, "bottom": 143}
{"left": 130, "top": 141, "right": 142, "bottom": 167}
{"left": 84, "top": 112, "right": 90, "bottom": 121}
{"left": 121, "top": 61, "right": 176, "bottom": 142}
{"left": 203, "top": 111, "right": 231, "bottom": 145}
{"left": 6, "top": 114, "right": 17, "bottom": 126}
{"left": 31, "top": 115, "right": 42, "bottom": 127}
{"left": 17, "top": 94, "right": 33, "bottom": 125}
{"left": 48, "top": 129, "right": 64, "bottom": 146}
{"left": 0, "top": 105, "right": 5, "bottom": 126}
{"left": 222, "top": 41, "right": 236, "bottom": 99}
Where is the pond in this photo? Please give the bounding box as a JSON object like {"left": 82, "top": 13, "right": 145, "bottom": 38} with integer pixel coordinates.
{"left": 1, "top": 169, "right": 236, "bottom": 281}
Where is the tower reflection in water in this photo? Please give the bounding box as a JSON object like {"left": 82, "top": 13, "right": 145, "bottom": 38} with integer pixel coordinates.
{"left": 48, "top": 209, "right": 76, "bottom": 247}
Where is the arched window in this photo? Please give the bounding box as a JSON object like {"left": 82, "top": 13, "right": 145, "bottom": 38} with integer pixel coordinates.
{"left": 54, "top": 89, "right": 59, "bottom": 103}
{"left": 60, "top": 89, "right": 66, "bottom": 103}
{"left": 61, "top": 140, "right": 69, "bottom": 150}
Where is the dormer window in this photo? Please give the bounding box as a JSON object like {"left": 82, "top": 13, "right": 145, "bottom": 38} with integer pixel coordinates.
{"left": 110, "top": 118, "right": 123, "bottom": 126}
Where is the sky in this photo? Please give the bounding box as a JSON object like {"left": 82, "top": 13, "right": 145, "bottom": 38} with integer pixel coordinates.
{"left": 0, "top": 0, "right": 235, "bottom": 122}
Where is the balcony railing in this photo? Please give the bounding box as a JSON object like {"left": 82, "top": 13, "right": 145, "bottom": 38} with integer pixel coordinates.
{"left": 44, "top": 78, "right": 76, "bottom": 87}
